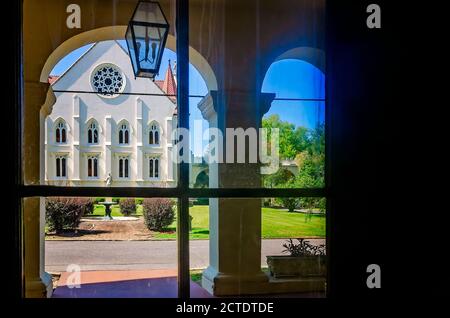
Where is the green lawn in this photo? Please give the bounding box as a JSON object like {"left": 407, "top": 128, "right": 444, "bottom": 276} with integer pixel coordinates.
{"left": 90, "top": 204, "right": 143, "bottom": 217}
{"left": 154, "top": 205, "right": 325, "bottom": 240}
{"left": 88, "top": 204, "right": 325, "bottom": 240}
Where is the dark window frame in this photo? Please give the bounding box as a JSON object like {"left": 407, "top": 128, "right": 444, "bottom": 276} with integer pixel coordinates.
{"left": 15, "top": 0, "right": 330, "bottom": 299}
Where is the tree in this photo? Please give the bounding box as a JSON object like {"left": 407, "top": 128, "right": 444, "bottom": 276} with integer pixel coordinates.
{"left": 262, "top": 116, "right": 325, "bottom": 212}
{"left": 262, "top": 114, "right": 309, "bottom": 159}
{"left": 295, "top": 124, "right": 325, "bottom": 212}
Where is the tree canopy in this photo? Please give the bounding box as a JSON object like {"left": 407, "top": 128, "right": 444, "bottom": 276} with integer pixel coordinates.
{"left": 262, "top": 115, "right": 325, "bottom": 211}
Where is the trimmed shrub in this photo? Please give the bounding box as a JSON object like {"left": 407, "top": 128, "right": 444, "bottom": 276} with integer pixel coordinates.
{"left": 119, "top": 198, "right": 136, "bottom": 216}
{"left": 135, "top": 198, "right": 144, "bottom": 205}
{"left": 142, "top": 198, "right": 175, "bottom": 231}
{"left": 112, "top": 197, "right": 120, "bottom": 204}
{"left": 46, "top": 197, "right": 93, "bottom": 233}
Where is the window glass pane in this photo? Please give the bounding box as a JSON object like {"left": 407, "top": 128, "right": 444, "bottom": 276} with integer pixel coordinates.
{"left": 61, "top": 158, "right": 66, "bottom": 177}
{"left": 21, "top": 0, "right": 177, "bottom": 188}
{"left": 25, "top": 196, "right": 179, "bottom": 298}
{"left": 88, "top": 158, "right": 92, "bottom": 177}
{"left": 56, "top": 158, "right": 60, "bottom": 177}
{"left": 150, "top": 159, "right": 154, "bottom": 178}
{"left": 188, "top": 0, "right": 326, "bottom": 189}
{"left": 94, "top": 158, "right": 98, "bottom": 177}
{"left": 189, "top": 197, "right": 326, "bottom": 297}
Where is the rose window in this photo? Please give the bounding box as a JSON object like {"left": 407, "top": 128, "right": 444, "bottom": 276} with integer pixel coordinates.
{"left": 91, "top": 64, "right": 125, "bottom": 97}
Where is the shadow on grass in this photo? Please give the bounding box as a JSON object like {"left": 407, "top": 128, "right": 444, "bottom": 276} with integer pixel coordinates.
{"left": 46, "top": 229, "right": 111, "bottom": 237}
{"left": 192, "top": 229, "right": 209, "bottom": 235}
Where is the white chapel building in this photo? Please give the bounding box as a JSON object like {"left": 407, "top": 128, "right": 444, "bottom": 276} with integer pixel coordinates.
{"left": 45, "top": 40, "right": 178, "bottom": 187}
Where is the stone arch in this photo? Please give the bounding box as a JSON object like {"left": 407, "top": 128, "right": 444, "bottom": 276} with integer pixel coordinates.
{"left": 85, "top": 117, "right": 102, "bottom": 133}
{"left": 40, "top": 26, "right": 218, "bottom": 91}
{"left": 259, "top": 46, "right": 325, "bottom": 95}
{"left": 273, "top": 47, "right": 325, "bottom": 73}
{"left": 194, "top": 169, "right": 209, "bottom": 188}
{"left": 148, "top": 119, "right": 163, "bottom": 135}
{"left": 52, "top": 116, "right": 70, "bottom": 132}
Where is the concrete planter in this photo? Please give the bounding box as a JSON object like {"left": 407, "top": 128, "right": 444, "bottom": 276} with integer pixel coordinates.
{"left": 267, "top": 255, "right": 326, "bottom": 278}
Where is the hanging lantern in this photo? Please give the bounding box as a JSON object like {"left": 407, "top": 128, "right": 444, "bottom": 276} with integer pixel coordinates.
{"left": 125, "top": 1, "right": 169, "bottom": 79}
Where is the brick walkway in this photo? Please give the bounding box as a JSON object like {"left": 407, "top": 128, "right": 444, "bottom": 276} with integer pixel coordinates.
{"left": 52, "top": 269, "right": 213, "bottom": 298}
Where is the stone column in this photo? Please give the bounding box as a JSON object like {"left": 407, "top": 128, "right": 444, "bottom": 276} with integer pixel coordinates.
{"left": 24, "top": 81, "right": 53, "bottom": 297}
{"left": 200, "top": 90, "right": 274, "bottom": 295}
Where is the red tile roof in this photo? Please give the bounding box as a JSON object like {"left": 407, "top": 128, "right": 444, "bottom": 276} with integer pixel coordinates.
{"left": 48, "top": 75, "right": 60, "bottom": 85}
{"left": 162, "top": 60, "right": 177, "bottom": 103}
{"left": 154, "top": 80, "right": 165, "bottom": 92}
{"left": 48, "top": 59, "right": 177, "bottom": 114}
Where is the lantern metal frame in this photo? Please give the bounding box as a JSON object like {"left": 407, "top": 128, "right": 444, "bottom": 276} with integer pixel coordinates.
{"left": 125, "top": 0, "right": 170, "bottom": 79}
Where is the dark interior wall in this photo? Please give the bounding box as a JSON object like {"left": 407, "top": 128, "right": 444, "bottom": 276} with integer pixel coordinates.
{"left": 327, "top": 0, "right": 406, "bottom": 298}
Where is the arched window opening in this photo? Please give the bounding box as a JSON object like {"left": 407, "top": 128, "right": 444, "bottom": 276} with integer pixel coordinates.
{"left": 56, "top": 155, "right": 67, "bottom": 178}
{"left": 55, "top": 121, "right": 67, "bottom": 144}
{"left": 88, "top": 121, "right": 99, "bottom": 144}
{"left": 149, "top": 157, "right": 159, "bottom": 178}
{"left": 261, "top": 58, "right": 325, "bottom": 189}
{"left": 119, "top": 156, "right": 129, "bottom": 178}
{"left": 87, "top": 156, "right": 98, "bottom": 178}
{"left": 119, "top": 123, "right": 129, "bottom": 145}
{"left": 149, "top": 123, "right": 160, "bottom": 145}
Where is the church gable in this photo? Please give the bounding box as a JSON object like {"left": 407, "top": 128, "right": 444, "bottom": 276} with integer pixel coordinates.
{"left": 51, "top": 40, "right": 172, "bottom": 98}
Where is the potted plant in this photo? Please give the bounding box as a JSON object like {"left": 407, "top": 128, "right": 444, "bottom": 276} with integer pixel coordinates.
{"left": 266, "top": 239, "right": 326, "bottom": 278}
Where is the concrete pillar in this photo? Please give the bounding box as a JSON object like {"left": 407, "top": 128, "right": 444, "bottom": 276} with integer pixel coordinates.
{"left": 24, "top": 82, "right": 53, "bottom": 297}
{"left": 200, "top": 90, "right": 274, "bottom": 295}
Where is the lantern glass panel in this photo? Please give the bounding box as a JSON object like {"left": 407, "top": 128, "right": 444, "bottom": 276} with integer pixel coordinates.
{"left": 132, "top": 24, "right": 167, "bottom": 73}
{"left": 125, "top": 26, "right": 138, "bottom": 75}
{"left": 133, "top": 2, "right": 167, "bottom": 25}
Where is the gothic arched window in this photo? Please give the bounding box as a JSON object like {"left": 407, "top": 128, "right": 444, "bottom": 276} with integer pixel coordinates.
{"left": 119, "top": 123, "right": 129, "bottom": 145}
{"left": 149, "top": 123, "right": 160, "bottom": 145}
{"left": 55, "top": 120, "right": 67, "bottom": 144}
{"left": 119, "top": 156, "right": 129, "bottom": 178}
{"left": 87, "top": 156, "right": 98, "bottom": 178}
{"left": 149, "top": 157, "right": 159, "bottom": 178}
{"left": 56, "top": 155, "right": 67, "bottom": 178}
{"left": 87, "top": 121, "right": 99, "bottom": 144}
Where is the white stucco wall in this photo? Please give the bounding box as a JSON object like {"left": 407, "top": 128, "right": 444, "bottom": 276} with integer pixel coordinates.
{"left": 45, "top": 40, "right": 176, "bottom": 187}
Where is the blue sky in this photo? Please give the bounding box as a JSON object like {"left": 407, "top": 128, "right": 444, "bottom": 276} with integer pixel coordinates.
{"left": 51, "top": 41, "right": 325, "bottom": 155}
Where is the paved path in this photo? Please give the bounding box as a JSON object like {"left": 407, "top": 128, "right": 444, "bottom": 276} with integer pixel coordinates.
{"left": 45, "top": 239, "right": 325, "bottom": 272}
